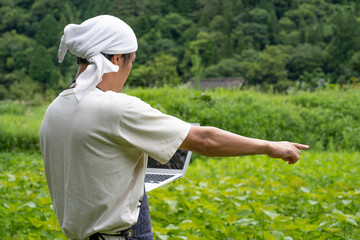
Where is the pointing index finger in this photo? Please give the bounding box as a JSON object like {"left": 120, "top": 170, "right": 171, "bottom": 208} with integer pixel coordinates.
{"left": 292, "top": 143, "right": 309, "bottom": 150}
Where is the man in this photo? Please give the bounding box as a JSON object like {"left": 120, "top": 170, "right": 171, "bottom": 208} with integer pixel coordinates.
{"left": 40, "top": 15, "right": 308, "bottom": 240}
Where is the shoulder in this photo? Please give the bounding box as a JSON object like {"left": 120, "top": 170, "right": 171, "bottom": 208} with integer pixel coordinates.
{"left": 86, "top": 89, "right": 143, "bottom": 107}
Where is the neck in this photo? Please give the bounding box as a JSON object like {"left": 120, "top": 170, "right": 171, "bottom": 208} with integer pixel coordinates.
{"left": 72, "top": 62, "right": 127, "bottom": 93}
{"left": 97, "top": 72, "right": 124, "bottom": 93}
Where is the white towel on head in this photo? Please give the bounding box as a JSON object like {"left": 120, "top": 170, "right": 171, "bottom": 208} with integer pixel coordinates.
{"left": 58, "top": 15, "right": 138, "bottom": 101}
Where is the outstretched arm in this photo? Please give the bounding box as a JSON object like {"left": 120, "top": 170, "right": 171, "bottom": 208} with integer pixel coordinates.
{"left": 179, "top": 125, "right": 309, "bottom": 164}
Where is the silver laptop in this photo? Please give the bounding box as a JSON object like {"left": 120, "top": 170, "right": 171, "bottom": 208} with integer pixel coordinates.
{"left": 145, "top": 123, "right": 198, "bottom": 192}
{"left": 145, "top": 149, "right": 192, "bottom": 192}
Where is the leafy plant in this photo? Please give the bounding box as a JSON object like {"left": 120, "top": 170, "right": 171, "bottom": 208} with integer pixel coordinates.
{"left": 2, "top": 151, "right": 359, "bottom": 239}
{"left": 148, "top": 152, "right": 360, "bottom": 239}
{"left": 2, "top": 88, "right": 360, "bottom": 152}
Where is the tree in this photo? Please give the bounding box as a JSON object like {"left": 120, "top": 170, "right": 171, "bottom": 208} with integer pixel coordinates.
{"left": 28, "top": 45, "right": 58, "bottom": 89}
{"left": 191, "top": 49, "right": 204, "bottom": 89}
{"left": 134, "top": 12, "right": 152, "bottom": 37}
{"left": 209, "top": 15, "right": 230, "bottom": 34}
{"left": 325, "top": 9, "right": 360, "bottom": 82}
{"left": 156, "top": 13, "right": 190, "bottom": 41}
{"left": 152, "top": 54, "right": 181, "bottom": 86}
{"left": 174, "top": 0, "right": 197, "bottom": 15}
{"left": 236, "top": 49, "right": 262, "bottom": 84}
{"left": 188, "top": 32, "right": 215, "bottom": 66}
{"left": 203, "top": 58, "right": 242, "bottom": 78}
{"left": 127, "top": 64, "right": 155, "bottom": 86}
{"left": 209, "top": 31, "right": 233, "bottom": 62}
{"left": 8, "top": 70, "right": 42, "bottom": 101}
{"left": 257, "top": 45, "right": 289, "bottom": 85}
{"left": 231, "top": 29, "right": 246, "bottom": 54}
{"left": 242, "top": 23, "right": 269, "bottom": 49}
{"left": 249, "top": 8, "right": 270, "bottom": 24}
{"left": 30, "top": 0, "right": 74, "bottom": 22}
{"left": 129, "top": 54, "right": 181, "bottom": 87}
{"left": 197, "top": 0, "right": 222, "bottom": 26}
{"left": 0, "top": 0, "right": 359, "bottom": 97}
{"left": 278, "top": 17, "right": 296, "bottom": 32}
{"left": 0, "top": 6, "right": 30, "bottom": 34}
{"left": 0, "top": 31, "right": 35, "bottom": 87}
{"left": 35, "top": 14, "right": 60, "bottom": 48}
{"left": 285, "top": 4, "right": 317, "bottom": 26}
{"left": 272, "top": 0, "right": 293, "bottom": 18}
{"left": 298, "top": 67, "right": 326, "bottom": 90}
{"left": 287, "top": 44, "right": 324, "bottom": 80}
{"left": 349, "top": 51, "right": 360, "bottom": 74}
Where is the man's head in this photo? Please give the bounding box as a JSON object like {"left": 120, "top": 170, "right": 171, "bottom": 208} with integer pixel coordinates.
{"left": 59, "top": 15, "right": 137, "bottom": 62}
{"left": 58, "top": 15, "right": 138, "bottom": 100}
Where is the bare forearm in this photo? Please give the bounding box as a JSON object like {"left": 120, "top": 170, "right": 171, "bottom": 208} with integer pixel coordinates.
{"left": 180, "top": 126, "right": 309, "bottom": 163}
{"left": 197, "top": 127, "right": 269, "bottom": 156}
{"left": 181, "top": 126, "right": 269, "bottom": 156}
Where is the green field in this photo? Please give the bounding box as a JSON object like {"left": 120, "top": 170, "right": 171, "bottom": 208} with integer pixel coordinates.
{"left": 1, "top": 88, "right": 360, "bottom": 239}
{"left": 1, "top": 152, "right": 359, "bottom": 239}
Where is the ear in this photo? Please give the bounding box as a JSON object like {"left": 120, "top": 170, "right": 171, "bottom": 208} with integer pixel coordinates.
{"left": 110, "top": 54, "right": 122, "bottom": 65}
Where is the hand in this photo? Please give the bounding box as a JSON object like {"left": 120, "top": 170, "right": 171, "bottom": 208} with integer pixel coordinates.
{"left": 266, "top": 141, "right": 309, "bottom": 164}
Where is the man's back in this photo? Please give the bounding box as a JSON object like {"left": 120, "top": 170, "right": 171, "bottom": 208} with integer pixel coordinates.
{"left": 40, "top": 87, "right": 190, "bottom": 239}
{"left": 40, "top": 88, "right": 146, "bottom": 239}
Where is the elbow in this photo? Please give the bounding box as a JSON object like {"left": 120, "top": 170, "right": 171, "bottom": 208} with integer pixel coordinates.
{"left": 194, "top": 127, "right": 219, "bottom": 156}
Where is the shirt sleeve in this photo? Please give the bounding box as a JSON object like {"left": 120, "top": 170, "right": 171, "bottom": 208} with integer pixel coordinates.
{"left": 118, "top": 96, "right": 191, "bottom": 164}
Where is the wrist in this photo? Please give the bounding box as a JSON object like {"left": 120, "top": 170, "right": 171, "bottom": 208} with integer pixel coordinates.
{"left": 261, "top": 140, "right": 272, "bottom": 155}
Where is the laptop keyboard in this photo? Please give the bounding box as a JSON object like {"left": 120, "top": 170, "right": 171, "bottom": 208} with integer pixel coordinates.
{"left": 145, "top": 174, "right": 175, "bottom": 183}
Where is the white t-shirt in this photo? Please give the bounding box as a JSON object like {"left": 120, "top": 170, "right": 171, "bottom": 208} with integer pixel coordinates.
{"left": 40, "top": 88, "right": 191, "bottom": 240}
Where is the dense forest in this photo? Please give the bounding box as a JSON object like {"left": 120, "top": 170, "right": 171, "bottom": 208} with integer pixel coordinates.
{"left": 1, "top": 0, "right": 360, "bottom": 101}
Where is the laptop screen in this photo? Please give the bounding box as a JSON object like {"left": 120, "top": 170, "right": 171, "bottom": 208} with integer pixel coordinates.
{"left": 147, "top": 149, "right": 188, "bottom": 170}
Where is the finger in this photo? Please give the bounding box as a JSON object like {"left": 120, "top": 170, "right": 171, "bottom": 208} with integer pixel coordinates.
{"left": 283, "top": 157, "right": 295, "bottom": 163}
{"left": 293, "top": 145, "right": 301, "bottom": 155}
{"left": 289, "top": 156, "right": 299, "bottom": 164}
{"left": 288, "top": 145, "right": 300, "bottom": 159}
{"left": 292, "top": 143, "right": 309, "bottom": 150}
{"left": 283, "top": 157, "right": 298, "bottom": 164}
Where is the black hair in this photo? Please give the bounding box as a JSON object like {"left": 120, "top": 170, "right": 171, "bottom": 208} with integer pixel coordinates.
{"left": 76, "top": 53, "right": 132, "bottom": 65}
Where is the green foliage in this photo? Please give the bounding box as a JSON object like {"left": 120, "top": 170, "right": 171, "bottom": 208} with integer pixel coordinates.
{"left": 287, "top": 44, "right": 324, "bottom": 81}
{"left": 203, "top": 58, "right": 242, "bottom": 78}
{"left": 0, "top": 31, "right": 35, "bottom": 77}
{"left": 1, "top": 151, "right": 359, "bottom": 239}
{"left": 35, "top": 14, "right": 60, "bottom": 48}
{"left": 2, "top": 0, "right": 360, "bottom": 97}
{"left": 128, "top": 87, "right": 360, "bottom": 151}
{"left": 157, "top": 13, "right": 189, "bottom": 41}
{"left": 129, "top": 54, "right": 181, "bottom": 87}
{"left": 349, "top": 51, "right": 360, "bottom": 73}
{"left": 0, "top": 85, "right": 6, "bottom": 100}
{"left": 256, "top": 45, "right": 289, "bottom": 85}
{"left": 148, "top": 152, "right": 360, "bottom": 239}
{"left": 1, "top": 86, "right": 360, "bottom": 239}
{"left": 209, "top": 15, "right": 230, "bottom": 34}
{"left": 242, "top": 23, "right": 269, "bottom": 50}
{"left": 29, "top": 45, "right": 58, "bottom": 89}
{"left": 9, "top": 76, "right": 42, "bottom": 102}
{"left": 0, "top": 102, "right": 45, "bottom": 151}
{"left": 190, "top": 49, "right": 204, "bottom": 89}
{"left": 0, "top": 5, "right": 30, "bottom": 34}
{"left": 2, "top": 88, "right": 360, "bottom": 152}
{"left": 0, "top": 152, "right": 65, "bottom": 239}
